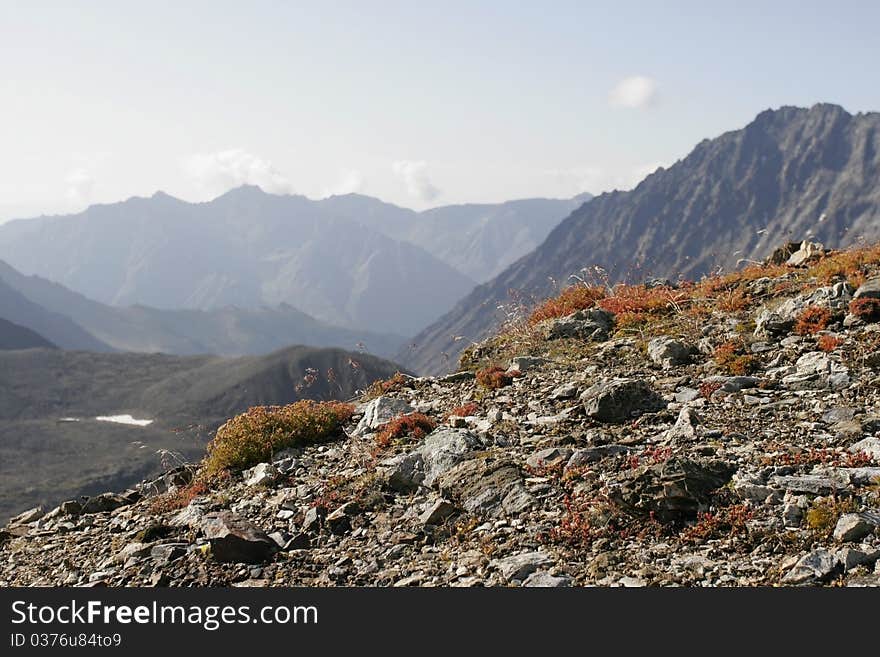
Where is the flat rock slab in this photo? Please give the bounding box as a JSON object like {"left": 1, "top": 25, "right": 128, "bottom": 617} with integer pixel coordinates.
{"left": 581, "top": 378, "right": 666, "bottom": 423}
{"left": 436, "top": 457, "right": 534, "bottom": 518}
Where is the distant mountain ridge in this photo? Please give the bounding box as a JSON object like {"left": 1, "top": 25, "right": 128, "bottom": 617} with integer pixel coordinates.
{"left": 0, "top": 259, "right": 404, "bottom": 358}
{"left": 0, "top": 318, "right": 56, "bottom": 350}
{"left": 403, "top": 103, "right": 880, "bottom": 374}
{"left": 0, "top": 189, "right": 586, "bottom": 337}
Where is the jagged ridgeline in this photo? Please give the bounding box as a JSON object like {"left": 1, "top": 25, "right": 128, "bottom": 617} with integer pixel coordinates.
{"left": 404, "top": 104, "right": 880, "bottom": 375}
{"left": 3, "top": 241, "right": 880, "bottom": 587}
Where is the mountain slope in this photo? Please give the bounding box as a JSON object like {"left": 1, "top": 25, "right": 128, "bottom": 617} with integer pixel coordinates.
{"left": 403, "top": 103, "right": 880, "bottom": 374}
{"left": 0, "top": 277, "right": 111, "bottom": 352}
{"left": 0, "top": 318, "right": 56, "bottom": 350}
{"left": 0, "top": 260, "right": 404, "bottom": 358}
{"left": 0, "top": 345, "right": 402, "bottom": 521}
{"left": 0, "top": 188, "right": 476, "bottom": 336}
{"left": 321, "top": 193, "right": 588, "bottom": 282}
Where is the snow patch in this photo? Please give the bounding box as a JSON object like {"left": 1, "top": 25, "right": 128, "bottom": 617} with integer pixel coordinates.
{"left": 95, "top": 415, "right": 153, "bottom": 427}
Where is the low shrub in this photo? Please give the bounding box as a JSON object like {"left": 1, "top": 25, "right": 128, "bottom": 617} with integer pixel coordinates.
{"left": 849, "top": 297, "right": 880, "bottom": 322}
{"left": 817, "top": 335, "right": 843, "bottom": 352}
{"left": 528, "top": 285, "right": 606, "bottom": 324}
{"left": 375, "top": 413, "right": 436, "bottom": 449}
{"left": 713, "top": 341, "right": 758, "bottom": 375}
{"left": 444, "top": 402, "right": 479, "bottom": 419}
{"left": 794, "top": 306, "right": 832, "bottom": 335}
{"left": 476, "top": 366, "right": 520, "bottom": 389}
{"left": 363, "top": 371, "right": 410, "bottom": 399}
{"left": 202, "top": 400, "right": 354, "bottom": 476}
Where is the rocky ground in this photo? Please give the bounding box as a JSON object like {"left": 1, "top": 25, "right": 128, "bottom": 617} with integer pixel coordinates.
{"left": 3, "top": 241, "right": 880, "bottom": 587}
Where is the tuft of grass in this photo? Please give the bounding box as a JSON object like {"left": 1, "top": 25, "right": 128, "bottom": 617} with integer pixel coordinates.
{"left": 713, "top": 341, "right": 758, "bottom": 375}
{"left": 375, "top": 412, "right": 436, "bottom": 449}
{"left": 805, "top": 497, "right": 858, "bottom": 536}
{"left": 476, "top": 365, "right": 520, "bottom": 390}
{"left": 363, "top": 371, "right": 410, "bottom": 400}
{"left": 794, "top": 306, "right": 832, "bottom": 335}
{"left": 202, "top": 400, "right": 354, "bottom": 477}
{"left": 444, "top": 402, "right": 479, "bottom": 420}
{"left": 528, "top": 285, "right": 606, "bottom": 325}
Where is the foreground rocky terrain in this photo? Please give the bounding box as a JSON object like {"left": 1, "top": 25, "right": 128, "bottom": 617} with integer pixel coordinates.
{"left": 3, "top": 241, "right": 880, "bottom": 587}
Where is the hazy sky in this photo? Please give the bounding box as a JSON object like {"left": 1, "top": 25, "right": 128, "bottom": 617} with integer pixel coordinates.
{"left": 2, "top": 0, "right": 880, "bottom": 221}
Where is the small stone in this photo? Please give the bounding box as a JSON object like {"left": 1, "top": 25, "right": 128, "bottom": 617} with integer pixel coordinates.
{"left": 355, "top": 396, "right": 414, "bottom": 436}
{"left": 526, "top": 447, "right": 574, "bottom": 470}
{"left": 849, "top": 437, "right": 880, "bottom": 461}
{"left": 419, "top": 499, "right": 456, "bottom": 526}
{"left": 647, "top": 336, "right": 691, "bottom": 369}
{"left": 243, "top": 462, "right": 278, "bottom": 487}
{"left": 782, "top": 549, "right": 840, "bottom": 584}
{"left": 833, "top": 514, "right": 875, "bottom": 543}
{"left": 7, "top": 506, "right": 44, "bottom": 526}
{"left": 522, "top": 571, "right": 572, "bottom": 587}
{"left": 80, "top": 493, "right": 130, "bottom": 515}
{"left": 581, "top": 378, "right": 666, "bottom": 424}
{"left": 492, "top": 551, "right": 552, "bottom": 582}
{"left": 302, "top": 506, "right": 324, "bottom": 533}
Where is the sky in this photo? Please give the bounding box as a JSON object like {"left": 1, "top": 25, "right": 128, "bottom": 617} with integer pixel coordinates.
{"left": 1, "top": 0, "right": 880, "bottom": 221}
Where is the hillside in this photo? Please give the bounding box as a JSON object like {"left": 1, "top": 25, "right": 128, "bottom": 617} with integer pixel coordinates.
{"left": 403, "top": 104, "right": 880, "bottom": 374}
{"left": 0, "top": 277, "right": 111, "bottom": 352}
{"left": 0, "top": 318, "right": 55, "bottom": 350}
{"left": 0, "top": 346, "right": 402, "bottom": 522}
{"left": 3, "top": 241, "right": 880, "bottom": 587}
{"left": 0, "top": 260, "right": 404, "bottom": 358}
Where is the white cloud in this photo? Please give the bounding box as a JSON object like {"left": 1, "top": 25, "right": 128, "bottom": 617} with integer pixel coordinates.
{"left": 392, "top": 160, "right": 441, "bottom": 202}
{"left": 320, "top": 169, "right": 364, "bottom": 198}
{"left": 65, "top": 168, "right": 95, "bottom": 207}
{"left": 608, "top": 75, "right": 658, "bottom": 109}
{"left": 184, "top": 148, "right": 293, "bottom": 197}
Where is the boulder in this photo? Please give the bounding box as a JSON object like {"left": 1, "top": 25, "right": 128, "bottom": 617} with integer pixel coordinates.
{"left": 610, "top": 457, "right": 735, "bottom": 522}
{"left": 243, "top": 462, "right": 278, "bottom": 487}
{"left": 80, "top": 493, "right": 131, "bottom": 515}
{"left": 436, "top": 457, "right": 534, "bottom": 517}
{"left": 854, "top": 277, "right": 880, "bottom": 300}
{"left": 581, "top": 378, "right": 666, "bottom": 423}
{"left": 833, "top": 514, "right": 875, "bottom": 543}
{"left": 542, "top": 309, "right": 614, "bottom": 341}
{"left": 647, "top": 337, "right": 692, "bottom": 369}
{"left": 419, "top": 499, "right": 457, "bottom": 526}
{"left": 7, "top": 506, "right": 45, "bottom": 526}
{"left": 199, "top": 511, "right": 276, "bottom": 564}
{"left": 849, "top": 437, "right": 880, "bottom": 461}
{"left": 755, "top": 282, "right": 852, "bottom": 338}
{"left": 786, "top": 240, "right": 828, "bottom": 267}
{"left": 355, "top": 396, "right": 413, "bottom": 436}
{"left": 383, "top": 428, "right": 481, "bottom": 491}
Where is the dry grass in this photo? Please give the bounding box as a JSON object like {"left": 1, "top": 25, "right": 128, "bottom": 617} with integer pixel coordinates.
{"left": 476, "top": 365, "right": 520, "bottom": 390}
{"left": 714, "top": 340, "right": 758, "bottom": 375}
{"left": 794, "top": 306, "right": 833, "bottom": 335}
{"left": 528, "top": 285, "right": 606, "bottom": 324}
{"left": 374, "top": 413, "right": 436, "bottom": 449}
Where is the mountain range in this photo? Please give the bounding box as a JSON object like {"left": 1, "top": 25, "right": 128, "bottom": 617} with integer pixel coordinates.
{"left": 403, "top": 103, "right": 880, "bottom": 373}
{"left": 0, "top": 188, "right": 586, "bottom": 337}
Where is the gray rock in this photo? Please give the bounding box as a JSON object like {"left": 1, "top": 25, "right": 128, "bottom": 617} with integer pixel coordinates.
{"left": 199, "top": 511, "right": 276, "bottom": 564}
{"left": 849, "top": 437, "right": 880, "bottom": 460}
{"left": 854, "top": 277, "right": 880, "bottom": 300}
{"left": 770, "top": 473, "right": 848, "bottom": 495}
{"left": 326, "top": 502, "right": 358, "bottom": 535}
{"left": 302, "top": 506, "right": 324, "bottom": 533}
{"left": 611, "top": 457, "right": 735, "bottom": 522}
{"left": 150, "top": 543, "right": 187, "bottom": 564}
{"left": 833, "top": 514, "right": 876, "bottom": 542}
{"left": 80, "top": 493, "right": 130, "bottom": 515}
{"left": 581, "top": 378, "right": 666, "bottom": 423}
{"left": 492, "top": 551, "right": 552, "bottom": 582}
{"left": 786, "top": 240, "right": 827, "bottom": 267}
{"left": 436, "top": 457, "right": 534, "bottom": 517}
{"left": 419, "top": 499, "right": 456, "bottom": 526}
{"left": 782, "top": 549, "right": 840, "bottom": 584}
{"left": 647, "top": 336, "right": 691, "bottom": 369}
{"left": 384, "top": 428, "right": 481, "bottom": 491}
{"left": 542, "top": 309, "right": 615, "bottom": 341}
{"left": 836, "top": 547, "right": 880, "bottom": 571}
{"left": 550, "top": 382, "right": 580, "bottom": 400}
{"left": 437, "top": 371, "right": 476, "bottom": 384}
{"left": 675, "top": 387, "right": 700, "bottom": 403}
{"left": 665, "top": 406, "right": 701, "bottom": 443}
{"left": 823, "top": 407, "right": 856, "bottom": 424}
{"left": 566, "top": 445, "right": 630, "bottom": 470}
{"left": 355, "top": 396, "right": 414, "bottom": 436}
{"left": 526, "top": 447, "right": 574, "bottom": 470}
{"left": 7, "top": 506, "right": 44, "bottom": 526}
{"left": 755, "top": 282, "right": 851, "bottom": 337}
{"left": 523, "top": 571, "right": 572, "bottom": 587}
{"left": 507, "top": 356, "right": 547, "bottom": 372}
{"left": 702, "top": 375, "right": 760, "bottom": 392}
{"left": 243, "top": 462, "right": 278, "bottom": 487}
